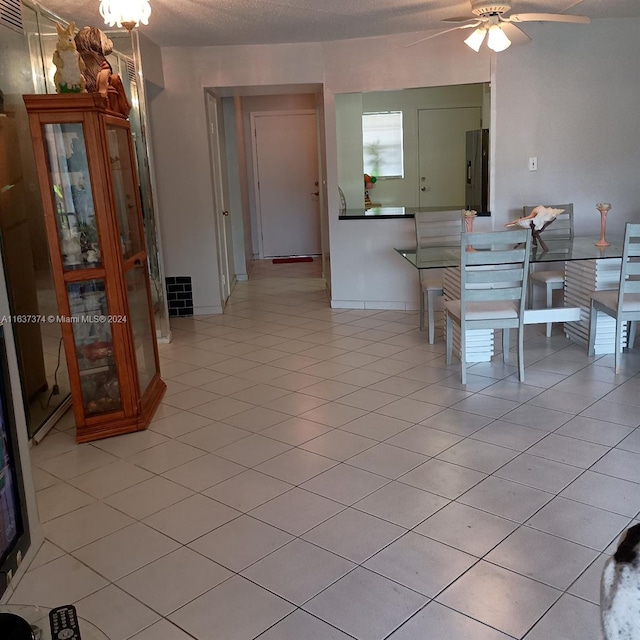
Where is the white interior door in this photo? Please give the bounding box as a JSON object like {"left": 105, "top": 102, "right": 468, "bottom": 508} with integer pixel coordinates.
{"left": 253, "top": 111, "right": 320, "bottom": 258}
{"left": 418, "top": 107, "right": 481, "bottom": 208}
{"left": 207, "top": 93, "right": 235, "bottom": 304}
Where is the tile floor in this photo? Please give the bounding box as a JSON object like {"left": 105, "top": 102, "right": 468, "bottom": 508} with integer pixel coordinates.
{"left": 9, "top": 259, "right": 640, "bottom": 640}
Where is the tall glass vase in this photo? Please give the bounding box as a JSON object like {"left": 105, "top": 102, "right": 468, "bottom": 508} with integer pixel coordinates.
{"left": 464, "top": 210, "right": 477, "bottom": 251}
{"left": 595, "top": 203, "right": 611, "bottom": 248}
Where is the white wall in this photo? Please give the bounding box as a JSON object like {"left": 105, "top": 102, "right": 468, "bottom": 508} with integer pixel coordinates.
{"left": 492, "top": 19, "right": 640, "bottom": 235}
{"left": 137, "top": 31, "right": 164, "bottom": 89}
{"left": 335, "top": 92, "right": 364, "bottom": 211}
{"left": 151, "top": 52, "right": 221, "bottom": 314}
{"left": 330, "top": 218, "right": 417, "bottom": 309}
{"left": 151, "top": 19, "right": 640, "bottom": 312}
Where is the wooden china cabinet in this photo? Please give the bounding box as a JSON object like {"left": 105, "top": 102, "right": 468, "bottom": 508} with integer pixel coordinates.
{"left": 23, "top": 94, "right": 165, "bottom": 443}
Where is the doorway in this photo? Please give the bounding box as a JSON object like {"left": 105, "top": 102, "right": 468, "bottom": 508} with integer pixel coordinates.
{"left": 251, "top": 111, "right": 321, "bottom": 258}
{"left": 418, "top": 106, "right": 482, "bottom": 208}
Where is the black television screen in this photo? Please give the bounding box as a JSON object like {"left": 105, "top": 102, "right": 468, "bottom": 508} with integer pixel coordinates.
{"left": 0, "top": 325, "right": 30, "bottom": 597}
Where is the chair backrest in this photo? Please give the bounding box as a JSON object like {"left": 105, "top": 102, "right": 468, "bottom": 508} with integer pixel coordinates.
{"left": 617, "top": 222, "right": 640, "bottom": 313}
{"left": 522, "top": 203, "right": 574, "bottom": 240}
{"left": 414, "top": 210, "right": 464, "bottom": 248}
{"left": 460, "top": 229, "right": 532, "bottom": 325}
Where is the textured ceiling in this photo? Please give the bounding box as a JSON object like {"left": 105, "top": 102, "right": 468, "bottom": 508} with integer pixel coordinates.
{"left": 39, "top": 0, "right": 640, "bottom": 47}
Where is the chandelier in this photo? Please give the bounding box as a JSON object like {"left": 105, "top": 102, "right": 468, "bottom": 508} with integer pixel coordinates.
{"left": 99, "top": 0, "right": 151, "bottom": 31}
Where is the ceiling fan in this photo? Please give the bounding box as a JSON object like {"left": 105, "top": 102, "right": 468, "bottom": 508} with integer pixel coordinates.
{"left": 409, "top": 1, "right": 590, "bottom": 52}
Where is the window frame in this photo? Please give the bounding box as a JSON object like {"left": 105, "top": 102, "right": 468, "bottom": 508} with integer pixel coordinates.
{"left": 362, "top": 110, "right": 405, "bottom": 180}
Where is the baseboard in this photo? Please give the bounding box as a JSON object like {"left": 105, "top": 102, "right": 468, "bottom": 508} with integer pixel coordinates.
{"left": 331, "top": 300, "right": 365, "bottom": 309}
{"left": 331, "top": 299, "right": 418, "bottom": 311}
{"left": 194, "top": 306, "right": 223, "bottom": 315}
{"left": 364, "top": 301, "right": 412, "bottom": 311}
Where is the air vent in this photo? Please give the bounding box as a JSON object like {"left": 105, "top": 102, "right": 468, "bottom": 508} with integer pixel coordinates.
{"left": 125, "top": 59, "right": 137, "bottom": 85}
{"left": 0, "top": 0, "right": 24, "bottom": 34}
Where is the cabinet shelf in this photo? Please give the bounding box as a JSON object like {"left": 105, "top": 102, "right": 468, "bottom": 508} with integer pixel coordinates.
{"left": 79, "top": 364, "right": 112, "bottom": 376}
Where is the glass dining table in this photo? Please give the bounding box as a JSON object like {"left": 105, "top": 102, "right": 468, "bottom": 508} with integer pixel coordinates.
{"left": 396, "top": 236, "right": 624, "bottom": 269}
{"left": 396, "top": 235, "right": 627, "bottom": 359}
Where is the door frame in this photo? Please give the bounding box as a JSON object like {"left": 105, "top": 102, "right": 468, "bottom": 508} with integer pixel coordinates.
{"left": 250, "top": 109, "right": 319, "bottom": 260}
{"left": 205, "top": 91, "right": 234, "bottom": 305}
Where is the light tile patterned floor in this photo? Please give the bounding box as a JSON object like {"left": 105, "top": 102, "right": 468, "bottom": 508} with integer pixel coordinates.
{"left": 11, "top": 259, "right": 640, "bottom": 640}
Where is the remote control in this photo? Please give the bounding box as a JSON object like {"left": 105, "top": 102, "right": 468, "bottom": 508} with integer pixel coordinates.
{"left": 49, "top": 605, "right": 82, "bottom": 640}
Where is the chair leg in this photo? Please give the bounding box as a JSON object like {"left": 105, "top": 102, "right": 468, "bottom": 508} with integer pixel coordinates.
{"left": 545, "top": 283, "right": 553, "bottom": 337}
{"left": 427, "top": 290, "right": 436, "bottom": 344}
{"left": 629, "top": 321, "right": 637, "bottom": 349}
{"left": 615, "top": 319, "right": 623, "bottom": 375}
{"left": 460, "top": 323, "right": 467, "bottom": 385}
{"left": 502, "top": 328, "right": 510, "bottom": 363}
{"left": 517, "top": 327, "right": 525, "bottom": 382}
{"left": 587, "top": 303, "right": 597, "bottom": 356}
{"left": 419, "top": 289, "right": 425, "bottom": 332}
{"left": 445, "top": 312, "right": 453, "bottom": 366}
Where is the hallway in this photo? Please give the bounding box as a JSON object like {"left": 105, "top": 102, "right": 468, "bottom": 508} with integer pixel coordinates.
{"left": 10, "top": 262, "right": 640, "bottom": 640}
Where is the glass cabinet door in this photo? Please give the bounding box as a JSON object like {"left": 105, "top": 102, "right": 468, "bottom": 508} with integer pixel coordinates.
{"left": 105, "top": 125, "right": 144, "bottom": 259}
{"left": 125, "top": 263, "right": 158, "bottom": 397}
{"left": 67, "top": 279, "right": 122, "bottom": 415}
{"left": 42, "top": 123, "right": 103, "bottom": 270}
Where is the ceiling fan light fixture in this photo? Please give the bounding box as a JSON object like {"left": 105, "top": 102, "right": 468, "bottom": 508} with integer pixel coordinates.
{"left": 487, "top": 24, "right": 511, "bottom": 52}
{"left": 464, "top": 27, "right": 487, "bottom": 52}
{"left": 99, "top": 0, "right": 151, "bottom": 31}
{"left": 417, "top": 0, "right": 589, "bottom": 54}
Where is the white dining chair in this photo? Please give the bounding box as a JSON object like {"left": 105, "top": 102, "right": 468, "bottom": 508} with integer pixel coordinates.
{"left": 445, "top": 228, "right": 532, "bottom": 384}
{"left": 526, "top": 203, "right": 574, "bottom": 337}
{"left": 414, "top": 210, "right": 464, "bottom": 343}
{"left": 588, "top": 222, "right": 640, "bottom": 374}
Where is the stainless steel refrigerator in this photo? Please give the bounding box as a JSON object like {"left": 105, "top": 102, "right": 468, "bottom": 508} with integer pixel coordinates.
{"left": 465, "top": 129, "right": 490, "bottom": 216}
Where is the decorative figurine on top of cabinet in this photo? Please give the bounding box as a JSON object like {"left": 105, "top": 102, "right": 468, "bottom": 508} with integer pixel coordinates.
{"left": 75, "top": 26, "right": 131, "bottom": 117}
{"left": 53, "top": 22, "right": 86, "bottom": 94}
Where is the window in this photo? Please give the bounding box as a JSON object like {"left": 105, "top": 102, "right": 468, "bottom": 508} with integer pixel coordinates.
{"left": 362, "top": 111, "right": 404, "bottom": 178}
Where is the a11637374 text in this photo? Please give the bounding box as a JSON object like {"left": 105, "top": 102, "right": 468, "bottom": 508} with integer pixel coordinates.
{"left": 0, "top": 315, "right": 127, "bottom": 324}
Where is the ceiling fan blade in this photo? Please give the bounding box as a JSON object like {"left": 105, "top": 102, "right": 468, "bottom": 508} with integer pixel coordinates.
{"left": 405, "top": 22, "right": 481, "bottom": 48}
{"left": 508, "top": 13, "right": 590, "bottom": 24}
{"left": 500, "top": 22, "right": 532, "bottom": 46}
{"left": 562, "top": 0, "right": 588, "bottom": 10}
{"left": 441, "top": 16, "right": 483, "bottom": 24}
